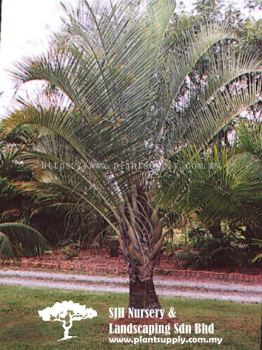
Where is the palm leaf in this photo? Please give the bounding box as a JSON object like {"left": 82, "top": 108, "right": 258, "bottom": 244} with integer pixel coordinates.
{"left": 160, "top": 144, "right": 262, "bottom": 228}
{"left": 0, "top": 222, "right": 48, "bottom": 259}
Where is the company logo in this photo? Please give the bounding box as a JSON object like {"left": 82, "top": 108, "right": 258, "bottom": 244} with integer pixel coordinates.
{"left": 38, "top": 300, "right": 97, "bottom": 341}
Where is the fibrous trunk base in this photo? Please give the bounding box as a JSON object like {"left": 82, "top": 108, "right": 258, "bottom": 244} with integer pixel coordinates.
{"left": 129, "top": 275, "right": 161, "bottom": 310}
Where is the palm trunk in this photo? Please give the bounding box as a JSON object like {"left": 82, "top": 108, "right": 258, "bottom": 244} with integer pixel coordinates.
{"left": 128, "top": 265, "right": 160, "bottom": 309}
{"left": 118, "top": 185, "right": 163, "bottom": 310}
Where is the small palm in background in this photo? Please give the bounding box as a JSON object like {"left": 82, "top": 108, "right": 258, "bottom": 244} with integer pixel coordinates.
{"left": 0, "top": 141, "right": 47, "bottom": 259}
{"left": 160, "top": 121, "right": 262, "bottom": 268}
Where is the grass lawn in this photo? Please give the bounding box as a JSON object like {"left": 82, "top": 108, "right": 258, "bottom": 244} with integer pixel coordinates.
{"left": 0, "top": 286, "right": 261, "bottom": 350}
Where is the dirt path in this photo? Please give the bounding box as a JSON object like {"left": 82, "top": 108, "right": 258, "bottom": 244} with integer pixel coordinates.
{"left": 0, "top": 269, "right": 261, "bottom": 303}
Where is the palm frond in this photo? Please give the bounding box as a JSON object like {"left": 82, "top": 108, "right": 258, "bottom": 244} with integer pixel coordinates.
{"left": 160, "top": 144, "right": 262, "bottom": 228}
{"left": 169, "top": 75, "right": 262, "bottom": 149}
{"left": 0, "top": 222, "right": 48, "bottom": 259}
{"left": 236, "top": 121, "right": 262, "bottom": 159}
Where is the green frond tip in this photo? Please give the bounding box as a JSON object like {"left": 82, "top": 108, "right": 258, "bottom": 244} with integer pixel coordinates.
{"left": 148, "top": 0, "right": 176, "bottom": 31}
{"left": 0, "top": 222, "right": 48, "bottom": 260}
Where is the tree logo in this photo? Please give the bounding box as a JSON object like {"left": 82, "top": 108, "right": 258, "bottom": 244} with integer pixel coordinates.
{"left": 38, "top": 300, "right": 97, "bottom": 341}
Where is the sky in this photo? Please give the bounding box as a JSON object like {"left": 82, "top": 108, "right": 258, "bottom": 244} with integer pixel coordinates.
{"left": 0, "top": 0, "right": 63, "bottom": 116}
{"left": 0, "top": 0, "right": 261, "bottom": 117}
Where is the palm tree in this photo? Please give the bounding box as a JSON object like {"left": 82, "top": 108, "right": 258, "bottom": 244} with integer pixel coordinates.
{"left": 0, "top": 144, "right": 47, "bottom": 259}
{"left": 160, "top": 121, "right": 262, "bottom": 238}
{"left": 1, "top": 0, "right": 261, "bottom": 309}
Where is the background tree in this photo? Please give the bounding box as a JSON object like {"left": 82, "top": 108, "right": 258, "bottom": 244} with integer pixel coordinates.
{"left": 245, "top": 0, "right": 262, "bottom": 11}
{"left": 193, "top": 0, "right": 223, "bottom": 21}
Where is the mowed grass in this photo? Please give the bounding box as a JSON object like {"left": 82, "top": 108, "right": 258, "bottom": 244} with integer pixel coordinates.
{"left": 0, "top": 286, "right": 261, "bottom": 350}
